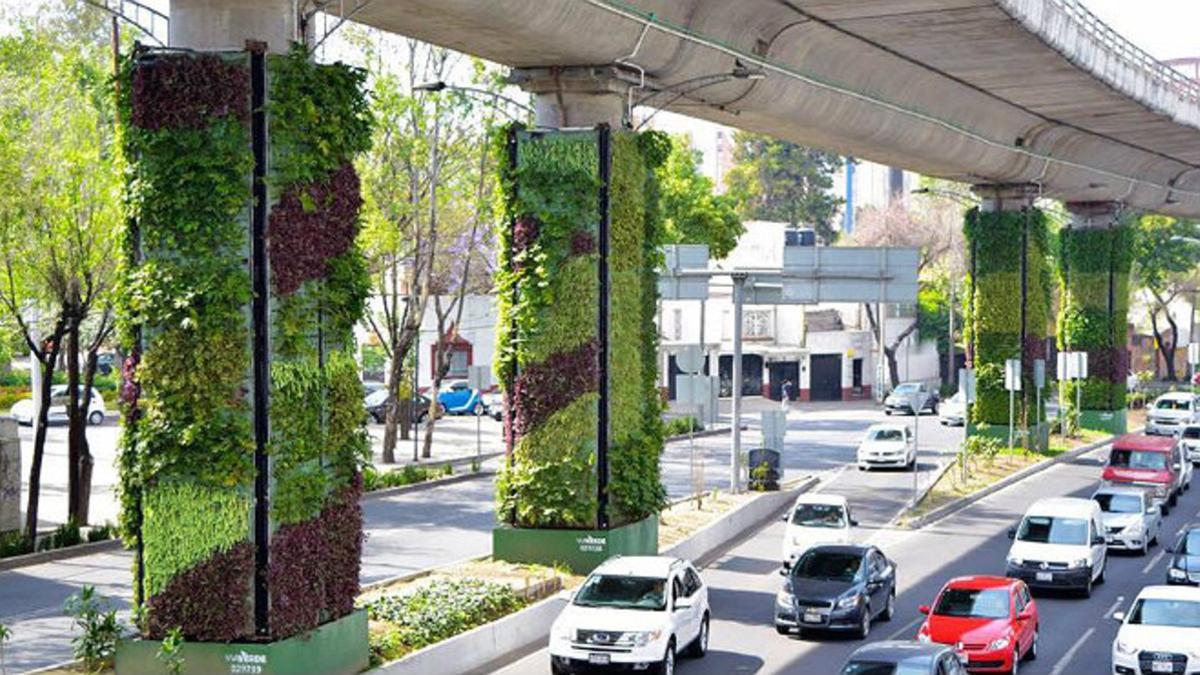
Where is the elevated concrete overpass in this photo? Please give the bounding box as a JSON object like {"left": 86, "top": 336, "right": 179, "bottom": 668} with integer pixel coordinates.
{"left": 242, "top": 0, "right": 1200, "bottom": 218}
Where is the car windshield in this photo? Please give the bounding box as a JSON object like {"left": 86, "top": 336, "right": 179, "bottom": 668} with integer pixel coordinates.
{"left": 790, "top": 504, "right": 847, "bottom": 528}
{"left": 1017, "top": 516, "right": 1088, "bottom": 546}
{"left": 1156, "top": 398, "right": 1191, "bottom": 411}
{"left": 1109, "top": 450, "right": 1167, "bottom": 470}
{"left": 792, "top": 551, "right": 862, "bottom": 582}
{"left": 1093, "top": 493, "right": 1143, "bottom": 514}
{"left": 1182, "top": 531, "right": 1200, "bottom": 556}
{"left": 894, "top": 384, "right": 919, "bottom": 393}
{"left": 1127, "top": 599, "right": 1200, "bottom": 628}
{"left": 573, "top": 575, "right": 666, "bottom": 611}
{"left": 869, "top": 429, "right": 904, "bottom": 442}
{"left": 841, "top": 660, "right": 931, "bottom": 675}
{"left": 933, "top": 587, "right": 1010, "bottom": 619}
{"left": 365, "top": 390, "right": 389, "bottom": 406}
{"left": 1184, "top": 427, "right": 1200, "bottom": 440}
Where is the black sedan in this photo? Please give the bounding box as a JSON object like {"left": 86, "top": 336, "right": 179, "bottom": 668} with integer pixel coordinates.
{"left": 775, "top": 544, "right": 897, "bottom": 639}
{"left": 1167, "top": 525, "right": 1200, "bottom": 586}
{"left": 364, "top": 389, "right": 430, "bottom": 425}
{"left": 841, "top": 641, "right": 967, "bottom": 675}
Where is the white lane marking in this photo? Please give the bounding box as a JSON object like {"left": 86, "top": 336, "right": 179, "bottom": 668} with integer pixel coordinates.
{"left": 1105, "top": 596, "right": 1126, "bottom": 619}
{"left": 1142, "top": 548, "right": 1167, "bottom": 576}
{"left": 884, "top": 615, "right": 924, "bottom": 641}
{"left": 1050, "top": 626, "right": 1095, "bottom": 675}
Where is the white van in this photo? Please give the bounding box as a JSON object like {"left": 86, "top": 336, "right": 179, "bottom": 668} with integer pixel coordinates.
{"left": 1004, "top": 497, "right": 1108, "bottom": 598}
{"left": 779, "top": 493, "right": 857, "bottom": 567}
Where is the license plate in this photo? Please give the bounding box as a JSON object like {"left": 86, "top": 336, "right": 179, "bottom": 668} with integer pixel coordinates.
{"left": 588, "top": 654, "right": 611, "bottom": 666}
{"left": 1036, "top": 572, "right": 1053, "bottom": 582}
{"left": 803, "top": 611, "right": 823, "bottom": 624}
{"left": 1151, "top": 661, "right": 1173, "bottom": 673}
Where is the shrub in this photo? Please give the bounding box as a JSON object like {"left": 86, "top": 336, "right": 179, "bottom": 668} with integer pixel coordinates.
{"left": 156, "top": 626, "right": 186, "bottom": 675}
{"left": 364, "top": 578, "right": 526, "bottom": 663}
{"left": 64, "top": 586, "right": 124, "bottom": 671}
{"left": 664, "top": 416, "right": 703, "bottom": 436}
{"left": 86, "top": 522, "right": 116, "bottom": 543}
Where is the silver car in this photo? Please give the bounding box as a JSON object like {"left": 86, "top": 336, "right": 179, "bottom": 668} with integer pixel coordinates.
{"left": 1092, "top": 485, "right": 1162, "bottom": 556}
{"left": 1146, "top": 392, "right": 1200, "bottom": 436}
{"left": 1181, "top": 424, "right": 1200, "bottom": 465}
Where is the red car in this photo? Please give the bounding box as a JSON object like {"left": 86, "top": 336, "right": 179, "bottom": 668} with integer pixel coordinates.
{"left": 1101, "top": 434, "right": 1184, "bottom": 515}
{"left": 917, "top": 576, "right": 1039, "bottom": 673}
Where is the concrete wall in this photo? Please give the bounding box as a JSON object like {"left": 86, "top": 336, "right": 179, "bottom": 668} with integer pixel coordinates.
{"left": 0, "top": 419, "right": 19, "bottom": 532}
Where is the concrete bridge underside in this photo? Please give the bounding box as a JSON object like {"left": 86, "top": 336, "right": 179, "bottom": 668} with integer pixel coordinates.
{"left": 298, "top": 0, "right": 1200, "bottom": 217}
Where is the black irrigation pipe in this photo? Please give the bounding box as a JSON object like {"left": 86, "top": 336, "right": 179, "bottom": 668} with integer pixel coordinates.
{"left": 596, "top": 124, "right": 611, "bottom": 531}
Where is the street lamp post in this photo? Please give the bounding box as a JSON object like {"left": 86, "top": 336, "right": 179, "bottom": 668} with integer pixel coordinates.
{"left": 413, "top": 80, "right": 534, "bottom": 121}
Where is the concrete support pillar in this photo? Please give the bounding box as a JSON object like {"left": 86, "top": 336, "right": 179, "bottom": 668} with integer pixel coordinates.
{"left": 510, "top": 66, "right": 633, "bottom": 128}
{"left": 1059, "top": 201, "right": 1131, "bottom": 434}
{"left": 964, "top": 184, "right": 1051, "bottom": 448}
{"left": 0, "top": 419, "right": 18, "bottom": 532}
{"left": 170, "top": 0, "right": 299, "bottom": 52}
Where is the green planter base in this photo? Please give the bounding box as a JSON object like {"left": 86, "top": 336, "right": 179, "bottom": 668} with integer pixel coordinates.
{"left": 493, "top": 516, "right": 658, "bottom": 574}
{"left": 1078, "top": 409, "right": 1127, "bottom": 435}
{"left": 115, "top": 609, "right": 367, "bottom": 675}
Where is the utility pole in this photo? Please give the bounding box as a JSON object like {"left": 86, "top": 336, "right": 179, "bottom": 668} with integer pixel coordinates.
{"left": 947, "top": 279, "right": 956, "bottom": 388}
{"left": 731, "top": 273, "right": 747, "bottom": 493}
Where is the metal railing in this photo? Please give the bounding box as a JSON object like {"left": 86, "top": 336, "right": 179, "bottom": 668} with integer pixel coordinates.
{"left": 1048, "top": 0, "right": 1200, "bottom": 103}
{"left": 84, "top": 0, "right": 168, "bottom": 45}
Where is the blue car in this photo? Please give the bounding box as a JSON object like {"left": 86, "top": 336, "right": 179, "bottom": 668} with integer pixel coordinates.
{"left": 437, "top": 380, "right": 485, "bottom": 416}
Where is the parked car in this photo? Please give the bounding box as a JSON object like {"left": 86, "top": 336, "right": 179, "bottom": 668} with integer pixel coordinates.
{"left": 939, "top": 391, "right": 967, "bottom": 427}
{"left": 1180, "top": 424, "right": 1200, "bottom": 465}
{"left": 549, "top": 556, "right": 709, "bottom": 674}
{"left": 436, "top": 380, "right": 484, "bottom": 415}
{"left": 916, "top": 576, "right": 1039, "bottom": 673}
{"left": 1005, "top": 497, "right": 1107, "bottom": 597}
{"left": 1102, "top": 434, "right": 1188, "bottom": 515}
{"left": 10, "top": 385, "right": 106, "bottom": 426}
{"left": 884, "top": 381, "right": 940, "bottom": 416}
{"left": 1111, "top": 585, "right": 1200, "bottom": 674}
{"left": 482, "top": 392, "right": 504, "bottom": 421}
{"left": 857, "top": 423, "right": 916, "bottom": 471}
{"left": 1092, "top": 486, "right": 1162, "bottom": 556}
{"left": 841, "top": 641, "right": 967, "bottom": 675}
{"left": 364, "top": 388, "right": 430, "bottom": 425}
{"left": 1146, "top": 392, "right": 1200, "bottom": 436}
{"left": 775, "top": 544, "right": 896, "bottom": 639}
{"left": 1166, "top": 526, "right": 1200, "bottom": 587}
{"left": 95, "top": 352, "right": 117, "bottom": 376}
{"left": 780, "top": 493, "right": 857, "bottom": 567}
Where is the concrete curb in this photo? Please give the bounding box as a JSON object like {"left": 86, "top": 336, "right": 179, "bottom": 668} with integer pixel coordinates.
{"left": 902, "top": 430, "right": 1131, "bottom": 531}
{"left": 884, "top": 457, "right": 958, "bottom": 529}
{"left": 375, "top": 477, "right": 819, "bottom": 675}
{"left": 361, "top": 467, "right": 497, "bottom": 501}
{"left": 0, "top": 537, "right": 121, "bottom": 573}
{"left": 664, "top": 424, "right": 741, "bottom": 444}
{"left": 360, "top": 553, "right": 491, "bottom": 594}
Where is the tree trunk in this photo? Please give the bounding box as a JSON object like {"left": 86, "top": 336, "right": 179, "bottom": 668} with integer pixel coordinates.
{"left": 381, "top": 347, "right": 403, "bottom": 463}
{"left": 864, "top": 304, "right": 917, "bottom": 389}
{"left": 1150, "top": 308, "right": 1178, "bottom": 382}
{"left": 74, "top": 349, "right": 100, "bottom": 526}
{"left": 25, "top": 343, "right": 61, "bottom": 542}
{"left": 66, "top": 318, "right": 88, "bottom": 525}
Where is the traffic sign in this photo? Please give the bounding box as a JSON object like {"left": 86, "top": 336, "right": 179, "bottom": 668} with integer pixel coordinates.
{"left": 1004, "top": 359, "right": 1022, "bottom": 392}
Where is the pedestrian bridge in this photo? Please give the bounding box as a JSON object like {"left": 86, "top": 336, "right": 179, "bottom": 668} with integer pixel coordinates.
{"left": 327, "top": 0, "right": 1200, "bottom": 216}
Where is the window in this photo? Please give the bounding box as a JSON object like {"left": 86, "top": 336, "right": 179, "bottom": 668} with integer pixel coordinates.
{"left": 933, "top": 588, "right": 1011, "bottom": 619}
{"left": 789, "top": 503, "right": 847, "bottom": 528}
{"left": 852, "top": 358, "right": 864, "bottom": 388}
{"left": 448, "top": 348, "right": 469, "bottom": 378}
{"left": 574, "top": 575, "right": 666, "bottom": 611}
{"left": 672, "top": 308, "right": 683, "bottom": 341}
{"left": 744, "top": 310, "right": 771, "bottom": 339}
{"left": 1016, "top": 516, "right": 1088, "bottom": 546}
{"left": 683, "top": 568, "right": 702, "bottom": 597}
{"left": 1094, "top": 493, "right": 1143, "bottom": 514}
{"left": 671, "top": 577, "right": 685, "bottom": 604}
{"left": 1109, "top": 450, "right": 1167, "bottom": 470}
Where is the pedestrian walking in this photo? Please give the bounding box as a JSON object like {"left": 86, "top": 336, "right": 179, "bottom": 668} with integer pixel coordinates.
{"left": 780, "top": 379, "right": 794, "bottom": 410}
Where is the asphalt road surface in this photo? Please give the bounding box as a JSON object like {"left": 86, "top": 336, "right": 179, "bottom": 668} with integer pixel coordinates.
{"left": 492, "top": 440, "right": 1200, "bottom": 675}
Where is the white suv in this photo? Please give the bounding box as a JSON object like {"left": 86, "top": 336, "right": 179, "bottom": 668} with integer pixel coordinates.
{"left": 1181, "top": 425, "right": 1200, "bottom": 465}
{"left": 1147, "top": 393, "right": 1200, "bottom": 437}
{"left": 1111, "top": 585, "right": 1200, "bottom": 674}
{"left": 550, "top": 556, "right": 709, "bottom": 675}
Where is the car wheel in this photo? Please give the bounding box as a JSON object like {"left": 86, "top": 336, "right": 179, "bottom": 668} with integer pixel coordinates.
{"left": 1096, "top": 559, "right": 1106, "bottom": 584}
{"left": 1170, "top": 491, "right": 1179, "bottom": 507}
{"left": 1080, "top": 572, "right": 1093, "bottom": 599}
{"left": 881, "top": 591, "right": 895, "bottom": 622}
{"left": 884, "top": 410, "right": 892, "bottom": 416}
{"left": 1010, "top": 647, "right": 1020, "bottom": 674}
{"left": 1162, "top": 503, "right": 1171, "bottom": 516}
{"left": 551, "top": 660, "right": 568, "bottom": 675}
{"left": 473, "top": 402, "right": 485, "bottom": 416}
{"left": 857, "top": 605, "right": 871, "bottom": 640}
{"left": 88, "top": 411, "right": 103, "bottom": 426}
{"left": 686, "top": 615, "right": 709, "bottom": 658}
{"left": 1026, "top": 627, "right": 1038, "bottom": 661}
{"left": 1141, "top": 537, "right": 1150, "bottom": 557}
{"left": 656, "top": 640, "right": 676, "bottom": 675}
{"left": 417, "top": 412, "right": 428, "bottom": 424}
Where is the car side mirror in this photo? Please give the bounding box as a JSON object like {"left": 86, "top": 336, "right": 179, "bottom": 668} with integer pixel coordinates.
{"left": 781, "top": 514, "right": 788, "bottom": 522}
{"left": 1112, "top": 611, "right": 1126, "bottom": 623}
{"left": 1007, "top": 527, "right": 1017, "bottom": 540}
{"left": 850, "top": 519, "right": 860, "bottom": 527}
{"left": 1092, "top": 535, "right": 1106, "bottom": 546}
{"left": 1017, "top": 608, "right": 1034, "bottom": 621}
{"left": 779, "top": 567, "right": 789, "bottom": 576}
{"left": 1164, "top": 544, "right": 1175, "bottom": 554}
{"left": 918, "top": 604, "right": 931, "bottom": 615}
{"left": 1173, "top": 463, "right": 1182, "bottom": 471}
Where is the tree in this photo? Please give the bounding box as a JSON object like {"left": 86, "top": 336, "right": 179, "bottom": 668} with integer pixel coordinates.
{"left": 657, "top": 135, "right": 743, "bottom": 258}
{"left": 0, "top": 25, "right": 120, "bottom": 537}
{"left": 1132, "top": 215, "right": 1200, "bottom": 382}
{"left": 723, "top": 132, "right": 843, "bottom": 243}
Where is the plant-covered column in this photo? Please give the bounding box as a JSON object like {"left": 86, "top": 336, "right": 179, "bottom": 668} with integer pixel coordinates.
{"left": 1058, "top": 202, "right": 1133, "bottom": 434}
{"left": 492, "top": 126, "right": 668, "bottom": 573}
{"left": 963, "top": 185, "right": 1052, "bottom": 448}
{"left": 116, "top": 43, "right": 371, "bottom": 670}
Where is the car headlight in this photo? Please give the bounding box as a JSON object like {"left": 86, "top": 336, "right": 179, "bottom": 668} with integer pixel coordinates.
{"left": 1115, "top": 639, "right": 1137, "bottom": 656}
{"left": 917, "top": 632, "right": 931, "bottom": 644}
{"left": 617, "top": 630, "right": 662, "bottom": 647}
{"left": 986, "top": 637, "right": 1011, "bottom": 652}
{"left": 836, "top": 594, "right": 860, "bottom": 610}
{"left": 1068, "top": 558, "right": 1089, "bottom": 570}
{"left": 1007, "top": 557, "right": 1024, "bottom": 567}
{"left": 775, "top": 591, "right": 796, "bottom": 608}
{"left": 1169, "top": 567, "right": 1187, "bottom": 580}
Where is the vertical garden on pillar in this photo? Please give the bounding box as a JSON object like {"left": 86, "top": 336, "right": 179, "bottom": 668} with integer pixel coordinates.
{"left": 1056, "top": 220, "right": 1133, "bottom": 433}
{"left": 963, "top": 207, "right": 1052, "bottom": 444}
{"left": 492, "top": 126, "right": 669, "bottom": 573}
{"left": 115, "top": 45, "right": 371, "bottom": 670}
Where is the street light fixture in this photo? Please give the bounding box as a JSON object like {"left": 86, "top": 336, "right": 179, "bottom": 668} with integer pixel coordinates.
{"left": 412, "top": 80, "right": 535, "bottom": 120}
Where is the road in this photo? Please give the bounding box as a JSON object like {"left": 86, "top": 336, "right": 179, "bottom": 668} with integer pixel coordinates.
{"left": 493, "top": 440, "right": 1199, "bottom": 675}
{"left": 0, "top": 400, "right": 958, "bottom": 672}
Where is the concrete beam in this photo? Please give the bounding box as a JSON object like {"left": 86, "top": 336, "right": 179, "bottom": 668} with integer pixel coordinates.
{"left": 170, "top": 0, "right": 298, "bottom": 52}
{"left": 1064, "top": 201, "right": 1122, "bottom": 229}
{"left": 972, "top": 184, "right": 1040, "bottom": 212}
{"left": 510, "top": 66, "right": 635, "bottom": 128}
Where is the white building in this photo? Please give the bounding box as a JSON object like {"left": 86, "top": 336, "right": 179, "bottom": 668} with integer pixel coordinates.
{"left": 659, "top": 221, "right": 941, "bottom": 402}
